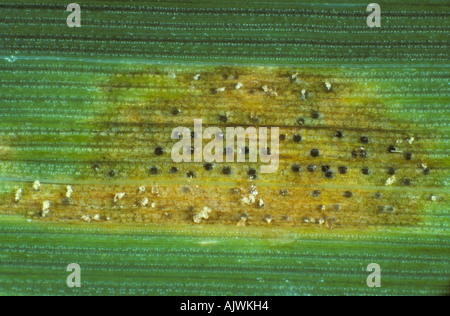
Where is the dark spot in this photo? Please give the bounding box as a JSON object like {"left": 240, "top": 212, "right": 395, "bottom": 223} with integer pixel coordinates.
{"left": 155, "top": 147, "right": 165, "bottom": 156}
{"left": 312, "top": 190, "right": 321, "bottom": 197}
{"left": 210, "top": 88, "right": 218, "bottom": 94}
{"left": 244, "top": 146, "right": 250, "bottom": 155}
{"left": 108, "top": 170, "right": 115, "bottom": 177}
{"left": 279, "top": 134, "right": 287, "bottom": 141}
{"left": 279, "top": 189, "right": 288, "bottom": 196}
{"left": 191, "top": 131, "right": 196, "bottom": 139}
{"left": 186, "top": 171, "right": 195, "bottom": 178}
{"left": 149, "top": 167, "right": 158, "bottom": 175}
{"left": 311, "top": 111, "right": 321, "bottom": 119}
{"left": 293, "top": 134, "right": 302, "bottom": 142}
{"left": 190, "top": 146, "right": 195, "bottom": 155}
{"left": 388, "top": 145, "right": 397, "bottom": 153}
{"left": 222, "top": 167, "right": 232, "bottom": 175}
{"left": 297, "top": 118, "right": 305, "bottom": 126}
{"left": 351, "top": 150, "right": 358, "bottom": 158}
{"left": 204, "top": 163, "right": 214, "bottom": 171}
{"left": 307, "top": 164, "right": 316, "bottom": 172}
{"left": 310, "top": 149, "right": 320, "bottom": 157}
{"left": 360, "top": 150, "right": 367, "bottom": 159}
{"left": 325, "top": 171, "right": 334, "bottom": 179}
{"left": 387, "top": 167, "right": 396, "bottom": 175}
{"left": 263, "top": 147, "right": 271, "bottom": 155}
{"left": 402, "top": 178, "right": 412, "bottom": 186}
{"left": 423, "top": 168, "right": 430, "bottom": 175}
{"left": 218, "top": 114, "right": 228, "bottom": 123}
{"left": 291, "top": 164, "right": 301, "bottom": 172}
{"left": 404, "top": 152, "right": 413, "bottom": 161}
{"left": 92, "top": 164, "right": 101, "bottom": 172}
{"left": 248, "top": 168, "right": 257, "bottom": 179}
{"left": 360, "top": 136, "right": 369, "bottom": 144}
{"left": 343, "top": 191, "right": 353, "bottom": 198}
{"left": 361, "top": 167, "right": 369, "bottom": 175}
{"left": 335, "top": 131, "right": 343, "bottom": 138}
{"left": 321, "top": 165, "right": 330, "bottom": 172}
{"left": 172, "top": 108, "right": 181, "bottom": 116}
{"left": 170, "top": 167, "right": 178, "bottom": 174}
{"left": 338, "top": 166, "right": 348, "bottom": 174}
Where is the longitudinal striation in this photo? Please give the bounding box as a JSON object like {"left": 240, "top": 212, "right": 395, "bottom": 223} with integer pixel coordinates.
{"left": 0, "top": 64, "right": 448, "bottom": 229}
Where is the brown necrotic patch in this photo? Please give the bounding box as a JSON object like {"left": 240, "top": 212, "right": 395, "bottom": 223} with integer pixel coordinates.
{"left": 0, "top": 65, "right": 445, "bottom": 229}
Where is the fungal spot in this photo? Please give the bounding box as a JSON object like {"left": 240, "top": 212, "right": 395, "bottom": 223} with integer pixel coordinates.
{"left": 170, "top": 167, "right": 178, "bottom": 174}
{"left": 343, "top": 191, "right": 353, "bottom": 198}
{"left": 402, "top": 178, "right": 412, "bottom": 186}
{"left": 297, "top": 118, "right": 305, "bottom": 126}
{"left": 113, "top": 192, "right": 125, "bottom": 203}
{"left": 42, "top": 200, "right": 50, "bottom": 217}
{"left": 193, "top": 206, "right": 212, "bottom": 223}
{"left": 325, "top": 171, "right": 334, "bottom": 179}
{"left": 108, "top": 170, "right": 115, "bottom": 177}
{"left": 387, "top": 167, "right": 396, "bottom": 175}
{"left": 404, "top": 152, "right": 413, "bottom": 161}
{"left": 279, "top": 134, "right": 287, "bottom": 141}
{"left": 360, "top": 136, "right": 369, "bottom": 144}
{"left": 172, "top": 108, "right": 181, "bottom": 116}
{"left": 388, "top": 145, "right": 398, "bottom": 153}
{"left": 186, "top": 171, "right": 195, "bottom": 178}
{"left": 279, "top": 189, "right": 288, "bottom": 196}
{"left": 338, "top": 166, "right": 348, "bottom": 174}
{"left": 374, "top": 192, "right": 382, "bottom": 199}
{"left": 66, "top": 185, "right": 74, "bottom": 198}
{"left": 423, "top": 168, "right": 430, "bottom": 175}
{"left": 149, "top": 167, "right": 158, "bottom": 175}
{"left": 14, "top": 188, "right": 22, "bottom": 203}
{"left": 291, "top": 164, "right": 301, "bottom": 173}
{"left": 155, "top": 146, "right": 165, "bottom": 156}
{"left": 307, "top": 165, "right": 317, "bottom": 172}
{"left": 312, "top": 190, "right": 321, "bottom": 197}
{"left": 248, "top": 168, "right": 257, "bottom": 179}
{"left": 310, "top": 149, "right": 320, "bottom": 157}
{"left": 361, "top": 167, "right": 369, "bottom": 175}
{"left": 385, "top": 175, "right": 396, "bottom": 186}
{"left": 33, "top": 180, "right": 40, "bottom": 191}
{"left": 92, "top": 164, "right": 101, "bottom": 172}
{"left": 222, "top": 167, "right": 232, "bottom": 175}
{"left": 218, "top": 114, "right": 228, "bottom": 123}
{"left": 293, "top": 134, "right": 302, "bottom": 142}
{"left": 311, "top": 111, "right": 320, "bottom": 119}
{"left": 321, "top": 165, "right": 330, "bottom": 172}
{"left": 334, "top": 131, "right": 343, "bottom": 138}
{"left": 204, "top": 163, "right": 214, "bottom": 171}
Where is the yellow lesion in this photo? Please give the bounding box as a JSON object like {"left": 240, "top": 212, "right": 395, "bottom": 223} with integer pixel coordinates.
{"left": 0, "top": 65, "right": 445, "bottom": 229}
